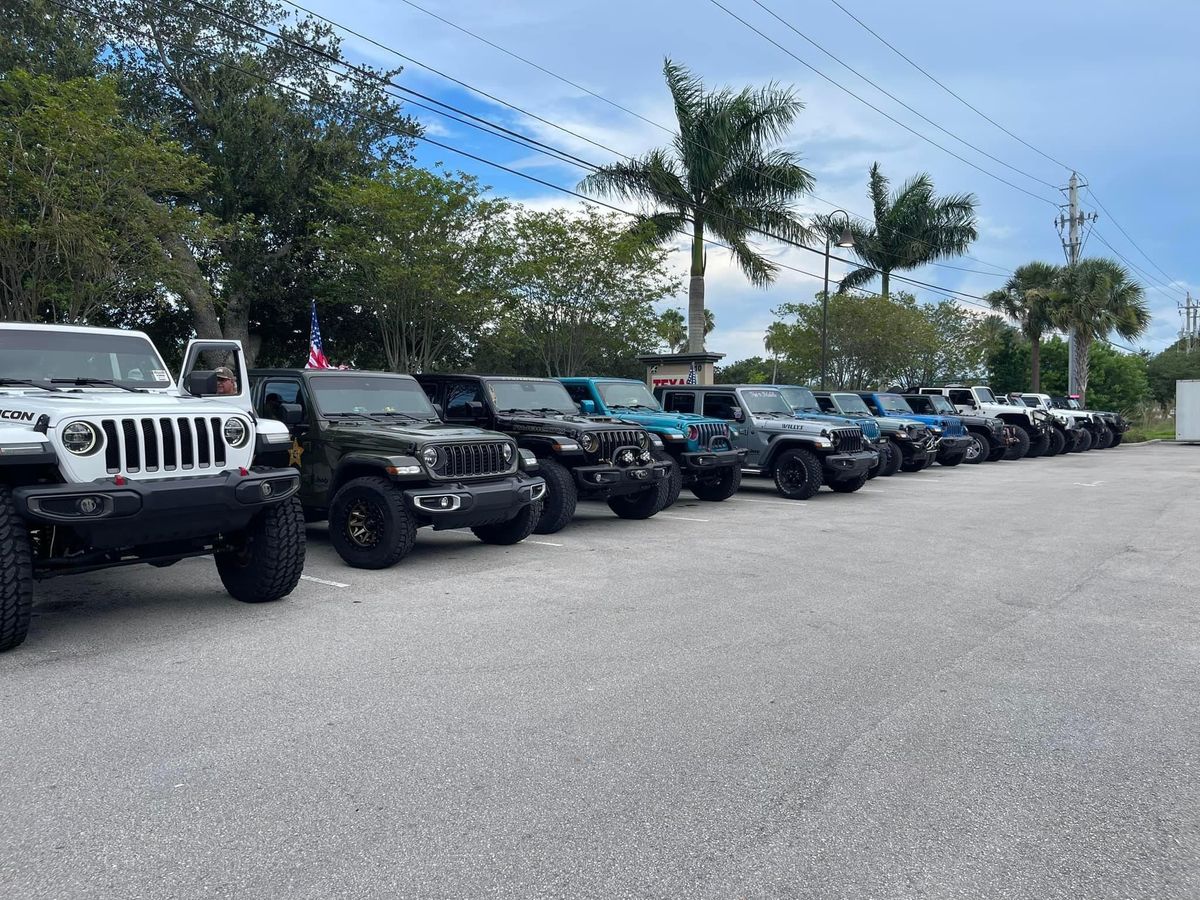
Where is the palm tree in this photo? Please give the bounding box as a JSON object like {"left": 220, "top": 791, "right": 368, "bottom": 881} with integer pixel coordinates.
{"left": 824, "top": 163, "right": 977, "bottom": 298}
{"left": 1049, "top": 258, "right": 1149, "bottom": 401}
{"left": 764, "top": 321, "right": 790, "bottom": 383}
{"left": 985, "top": 262, "right": 1059, "bottom": 391}
{"left": 580, "top": 60, "right": 814, "bottom": 353}
{"left": 657, "top": 307, "right": 715, "bottom": 353}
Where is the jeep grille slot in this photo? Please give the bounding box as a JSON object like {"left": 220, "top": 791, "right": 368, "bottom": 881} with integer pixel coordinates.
{"left": 436, "top": 441, "right": 510, "bottom": 479}
{"left": 594, "top": 429, "right": 642, "bottom": 462}
{"left": 831, "top": 428, "right": 864, "bottom": 454}
{"left": 98, "top": 416, "right": 229, "bottom": 473}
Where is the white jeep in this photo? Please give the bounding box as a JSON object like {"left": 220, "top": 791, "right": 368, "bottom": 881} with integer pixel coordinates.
{"left": 1020, "top": 392, "right": 1112, "bottom": 451}
{"left": 918, "top": 384, "right": 1055, "bottom": 459}
{"left": 0, "top": 323, "right": 306, "bottom": 651}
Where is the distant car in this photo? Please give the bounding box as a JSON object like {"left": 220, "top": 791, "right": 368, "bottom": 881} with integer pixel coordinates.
{"left": 813, "top": 390, "right": 928, "bottom": 476}
{"left": 856, "top": 391, "right": 972, "bottom": 471}
{"left": 902, "top": 393, "right": 1015, "bottom": 465}
{"left": 768, "top": 384, "right": 889, "bottom": 479}
{"left": 916, "top": 385, "right": 1055, "bottom": 460}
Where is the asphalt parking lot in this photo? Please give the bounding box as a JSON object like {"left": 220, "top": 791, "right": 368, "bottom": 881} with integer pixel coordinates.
{"left": 2, "top": 443, "right": 1198, "bottom": 899}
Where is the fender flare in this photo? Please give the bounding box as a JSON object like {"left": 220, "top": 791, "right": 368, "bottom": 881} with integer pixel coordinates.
{"left": 759, "top": 435, "right": 823, "bottom": 469}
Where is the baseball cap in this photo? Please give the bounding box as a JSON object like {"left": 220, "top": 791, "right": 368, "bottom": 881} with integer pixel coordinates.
{"left": 214, "top": 366, "right": 236, "bottom": 380}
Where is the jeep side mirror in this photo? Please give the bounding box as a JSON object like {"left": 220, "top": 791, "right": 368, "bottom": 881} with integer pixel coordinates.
{"left": 280, "top": 402, "right": 304, "bottom": 427}
{"left": 467, "top": 401, "right": 486, "bottom": 419}
{"left": 186, "top": 371, "right": 218, "bottom": 396}
{"left": 579, "top": 399, "right": 596, "bottom": 415}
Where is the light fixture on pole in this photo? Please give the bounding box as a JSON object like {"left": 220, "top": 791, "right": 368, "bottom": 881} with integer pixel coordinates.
{"left": 821, "top": 210, "right": 855, "bottom": 390}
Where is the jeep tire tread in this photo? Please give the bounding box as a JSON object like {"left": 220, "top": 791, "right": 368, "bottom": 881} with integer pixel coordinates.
{"left": 881, "top": 442, "right": 903, "bottom": 476}
{"left": 607, "top": 480, "right": 667, "bottom": 520}
{"left": 1095, "top": 426, "right": 1113, "bottom": 449}
{"left": 1047, "top": 428, "right": 1067, "bottom": 456}
{"left": 1026, "top": 430, "right": 1050, "bottom": 458}
{"left": 0, "top": 487, "right": 34, "bottom": 652}
{"left": 472, "top": 500, "right": 541, "bottom": 545}
{"left": 328, "top": 476, "right": 416, "bottom": 569}
{"left": 690, "top": 464, "right": 742, "bottom": 501}
{"left": 216, "top": 496, "right": 306, "bottom": 602}
{"left": 652, "top": 449, "right": 683, "bottom": 509}
{"left": 772, "top": 447, "right": 823, "bottom": 500}
{"left": 1075, "top": 428, "right": 1093, "bottom": 452}
{"left": 937, "top": 450, "right": 966, "bottom": 467}
{"left": 533, "top": 458, "right": 577, "bottom": 535}
{"left": 964, "top": 431, "right": 990, "bottom": 464}
{"left": 1005, "top": 426, "right": 1031, "bottom": 460}
{"left": 829, "top": 472, "right": 868, "bottom": 493}
{"left": 1110, "top": 430, "right": 1123, "bottom": 447}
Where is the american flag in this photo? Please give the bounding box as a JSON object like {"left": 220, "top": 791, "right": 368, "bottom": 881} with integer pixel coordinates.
{"left": 306, "top": 300, "right": 331, "bottom": 369}
{"left": 685, "top": 362, "right": 698, "bottom": 385}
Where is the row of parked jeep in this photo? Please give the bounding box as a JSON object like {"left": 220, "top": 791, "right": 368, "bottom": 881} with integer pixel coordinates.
{"left": 0, "top": 323, "right": 1128, "bottom": 651}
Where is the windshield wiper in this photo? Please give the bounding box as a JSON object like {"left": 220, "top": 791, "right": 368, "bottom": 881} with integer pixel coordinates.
{"left": 0, "top": 378, "right": 61, "bottom": 392}
{"left": 375, "top": 411, "right": 427, "bottom": 422}
{"left": 327, "top": 411, "right": 386, "bottom": 422}
{"left": 50, "top": 377, "right": 145, "bottom": 393}
{"left": 497, "top": 407, "right": 538, "bottom": 416}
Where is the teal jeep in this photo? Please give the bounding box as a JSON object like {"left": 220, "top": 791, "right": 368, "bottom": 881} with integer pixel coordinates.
{"left": 560, "top": 377, "right": 744, "bottom": 506}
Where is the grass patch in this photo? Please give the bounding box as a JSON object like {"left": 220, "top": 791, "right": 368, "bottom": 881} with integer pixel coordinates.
{"left": 1125, "top": 418, "right": 1176, "bottom": 443}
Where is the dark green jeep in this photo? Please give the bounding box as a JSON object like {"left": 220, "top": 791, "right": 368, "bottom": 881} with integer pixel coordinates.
{"left": 249, "top": 369, "right": 546, "bottom": 569}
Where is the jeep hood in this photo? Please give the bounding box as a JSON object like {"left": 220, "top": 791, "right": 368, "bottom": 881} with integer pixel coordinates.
{"left": 606, "top": 409, "right": 723, "bottom": 430}
{"left": 322, "top": 421, "right": 505, "bottom": 443}
{"left": 0, "top": 389, "right": 248, "bottom": 422}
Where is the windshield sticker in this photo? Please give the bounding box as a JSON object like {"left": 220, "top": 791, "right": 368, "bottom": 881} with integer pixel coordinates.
{"left": 742, "top": 390, "right": 781, "bottom": 399}
{"left": 151, "top": 370, "right": 169, "bottom": 382}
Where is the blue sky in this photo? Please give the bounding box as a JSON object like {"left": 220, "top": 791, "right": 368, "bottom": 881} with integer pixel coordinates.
{"left": 303, "top": 0, "right": 1199, "bottom": 362}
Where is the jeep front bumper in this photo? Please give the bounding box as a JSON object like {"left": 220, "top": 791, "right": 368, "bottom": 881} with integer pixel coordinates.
{"left": 572, "top": 461, "right": 667, "bottom": 496}
{"left": 404, "top": 474, "right": 546, "bottom": 530}
{"left": 13, "top": 468, "right": 301, "bottom": 549}
{"left": 936, "top": 435, "right": 973, "bottom": 455}
{"left": 677, "top": 447, "right": 746, "bottom": 478}
{"left": 821, "top": 449, "right": 876, "bottom": 481}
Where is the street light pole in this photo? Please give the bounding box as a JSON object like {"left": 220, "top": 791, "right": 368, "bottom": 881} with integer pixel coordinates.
{"left": 820, "top": 210, "right": 854, "bottom": 391}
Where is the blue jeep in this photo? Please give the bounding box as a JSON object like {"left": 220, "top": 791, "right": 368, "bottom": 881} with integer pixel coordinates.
{"left": 560, "top": 377, "right": 744, "bottom": 506}
{"left": 857, "top": 392, "right": 973, "bottom": 471}
{"left": 770, "top": 384, "right": 887, "bottom": 478}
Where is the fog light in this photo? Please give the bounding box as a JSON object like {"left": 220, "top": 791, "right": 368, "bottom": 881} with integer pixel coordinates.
{"left": 77, "top": 496, "right": 100, "bottom": 515}
{"left": 261, "top": 482, "right": 274, "bottom": 498}
{"left": 638, "top": 450, "right": 651, "bottom": 464}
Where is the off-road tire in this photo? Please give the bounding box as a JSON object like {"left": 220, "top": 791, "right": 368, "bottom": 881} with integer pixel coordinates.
{"left": 472, "top": 500, "right": 541, "bottom": 545}
{"left": 937, "top": 450, "right": 966, "bottom": 467}
{"left": 1047, "top": 428, "right": 1067, "bottom": 456}
{"left": 653, "top": 449, "right": 682, "bottom": 509}
{"left": 900, "top": 452, "right": 930, "bottom": 473}
{"left": 1004, "top": 426, "right": 1031, "bottom": 460}
{"left": 328, "top": 476, "right": 416, "bottom": 569}
{"left": 216, "top": 496, "right": 306, "bottom": 602}
{"left": 607, "top": 479, "right": 667, "bottom": 520}
{"left": 1094, "top": 426, "right": 1113, "bottom": 449}
{"left": 533, "top": 458, "right": 577, "bottom": 535}
{"left": 1026, "top": 430, "right": 1050, "bottom": 458}
{"left": 829, "top": 472, "right": 868, "bottom": 493}
{"left": 1110, "top": 430, "right": 1123, "bottom": 447}
{"left": 690, "top": 464, "right": 742, "bottom": 501}
{"left": 0, "top": 487, "right": 34, "bottom": 652}
{"left": 964, "top": 432, "right": 990, "bottom": 464}
{"left": 1074, "top": 428, "right": 1094, "bottom": 452}
{"left": 881, "top": 442, "right": 903, "bottom": 476}
{"left": 772, "top": 447, "right": 823, "bottom": 500}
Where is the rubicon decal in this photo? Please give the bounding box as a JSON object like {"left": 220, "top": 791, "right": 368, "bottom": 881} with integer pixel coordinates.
{"left": 0, "top": 409, "right": 36, "bottom": 422}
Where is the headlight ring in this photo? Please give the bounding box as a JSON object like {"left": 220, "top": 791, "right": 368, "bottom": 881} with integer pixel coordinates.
{"left": 421, "top": 446, "right": 441, "bottom": 468}
{"left": 579, "top": 432, "right": 598, "bottom": 453}
{"left": 62, "top": 421, "right": 101, "bottom": 455}
{"left": 223, "top": 417, "right": 249, "bottom": 448}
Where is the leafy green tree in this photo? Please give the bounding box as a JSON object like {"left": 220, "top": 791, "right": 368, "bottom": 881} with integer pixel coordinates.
{"left": 823, "top": 163, "right": 977, "bottom": 298}
{"left": 580, "top": 59, "right": 814, "bottom": 352}
{"left": 0, "top": 0, "right": 101, "bottom": 80}
{"left": 1049, "top": 258, "right": 1149, "bottom": 402}
{"left": 894, "top": 298, "right": 990, "bottom": 389}
{"left": 656, "top": 306, "right": 713, "bottom": 353}
{"left": 1038, "top": 337, "right": 1148, "bottom": 413}
{"left": 1147, "top": 340, "right": 1200, "bottom": 407}
{"left": 481, "top": 205, "right": 676, "bottom": 376}
{"left": 0, "top": 71, "right": 206, "bottom": 323}
{"left": 985, "top": 261, "right": 1059, "bottom": 391}
{"left": 715, "top": 356, "right": 804, "bottom": 385}
{"left": 317, "top": 167, "right": 509, "bottom": 373}
{"left": 982, "top": 319, "right": 1032, "bottom": 394}
{"left": 103, "top": 0, "right": 421, "bottom": 364}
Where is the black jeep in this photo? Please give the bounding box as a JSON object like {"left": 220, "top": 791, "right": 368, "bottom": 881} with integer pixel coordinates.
{"left": 249, "top": 369, "right": 546, "bottom": 569}
{"left": 415, "top": 375, "right": 669, "bottom": 534}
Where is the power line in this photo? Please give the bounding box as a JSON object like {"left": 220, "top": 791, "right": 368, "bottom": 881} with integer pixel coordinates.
{"left": 746, "top": 0, "right": 1059, "bottom": 191}
{"left": 331, "top": 0, "right": 1019, "bottom": 279}
{"left": 825, "top": 0, "right": 1076, "bottom": 174}
{"left": 1084, "top": 186, "right": 1184, "bottom": 293}
{"left": 705, "top": 0, "right": 1061, "bottom": 208}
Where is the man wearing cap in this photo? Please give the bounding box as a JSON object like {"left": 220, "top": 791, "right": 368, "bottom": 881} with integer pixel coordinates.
{"left": 214, "top": 366, "right": 238, "bottom": 396}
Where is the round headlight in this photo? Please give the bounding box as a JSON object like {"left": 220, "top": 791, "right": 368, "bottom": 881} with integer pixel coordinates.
{"left": 223, "top": 418, "right": 248, "bottom": 447}
{"left": 62, "top": 421, "right": 99, "bottom": 455}
{"left": 502, "top": 443, "right": 513, "bottom": 462}
{"left": 686, "top": 424, "right": 699, "bottom": 442}
{"left": 636, "top": 431, "right": 649, "bottom": 449}
{"left": 579, "top": 433, "right": 598, "bottom": 453}
{"left": 421, "top": 446, "right": 440, "bottom": 468}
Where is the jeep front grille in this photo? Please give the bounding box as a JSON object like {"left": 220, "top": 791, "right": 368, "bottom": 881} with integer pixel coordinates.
{"left": 435, "top": 442, "right": 512, "bottom": 479}
{"left": 100, "top": 416, "right": 227, "bottom": 473}
{"left": 831, "top": 428, "right": 864, "bottom": 454}
{"left": 693, "top": 422, "right": 728, "bottom": 447}
{"left": 594, "top": 429, "right": 643, "bottom": 462}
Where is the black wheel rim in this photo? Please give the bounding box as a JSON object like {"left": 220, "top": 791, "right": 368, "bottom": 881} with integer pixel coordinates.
{"left": 346, "top": 498, "right": 385, "bottom": 548}
{"left": 779, "top": 460, "right": 811, "bottom": 492}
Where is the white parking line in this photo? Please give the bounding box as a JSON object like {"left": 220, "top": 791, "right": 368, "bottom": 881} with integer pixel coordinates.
{"left": 528, "top": 540, "right": 564, "bottom": 547}
{"left": 730, "top": 498, "right": 801, "bottom": 506}
{"left": 656, "top": 514, "right": 711, "bottom": 522}
{"left": 301, "top": 574, "right": 349, "bottom": 588}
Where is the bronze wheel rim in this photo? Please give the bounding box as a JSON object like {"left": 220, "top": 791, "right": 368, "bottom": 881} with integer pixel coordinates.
{"left": 346, "top": 499, "right": 385, "bottom": 548}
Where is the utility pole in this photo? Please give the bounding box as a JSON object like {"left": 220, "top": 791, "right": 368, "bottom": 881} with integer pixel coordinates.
{"left": 1056, "top": 172, "right": 1098, "bottom": 396}
{"left": 1181, "top": 292, "right": 1200, "bottom": 353}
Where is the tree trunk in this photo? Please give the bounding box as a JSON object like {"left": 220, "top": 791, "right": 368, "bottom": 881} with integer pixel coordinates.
{"left": 880, "top": 269, "right": 890, "bottom": 299}
{"left": 687, "top": 218, "right": 706, "bottom": 353}
{"left": 1072, "top": 334, "right": 1091, "bottom": 403}
{"left": 159, "top": 229, "right": 223, "bottom": 341}
{"left": 1030, "top": 334, "right": 1041, "bottom": 392}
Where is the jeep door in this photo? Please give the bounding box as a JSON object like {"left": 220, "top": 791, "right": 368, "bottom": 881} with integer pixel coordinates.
{"left": 703, "top": 391, "right": 763, "bottom": 465}
{"left": 441, "top": 379, "right": 490, "bottom": 426}
{"left": 255, "top": 376, "right": 323, "bottom": 504}
{"left": 948, "top": 388, "right": 977, "bottom": 416}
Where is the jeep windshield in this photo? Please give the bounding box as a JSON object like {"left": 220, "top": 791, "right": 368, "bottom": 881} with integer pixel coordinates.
{"left": 597, "top": 381, "right": 661, "bottom": 412}
{"left": 309, "top": 375, "right": 438, "bottom": 420}
{"left": 877, "top": 394, "right": 915, "bottom": 414}
{"left": 0, "top": 330, "right": 171, "bottom": 390}
{"left": 903, "top": 396, "right": 934, "bottom": 414}
{"left": 777, "top": 386, "right": 822, "bottom": 413}
{"left": 974, "top": 387, "right": 998, "bottom": 403}
{"left": 737, "top": 388, "right": 793, "bottom": 416}
{"left": 487, "top": 379, "right": 578, "bottom": 416}
{"left": 831, "top": 393, "right": 872, "bottom": 416}
{"left": 927, "top": 395, "right": 957, "bottom": 415}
